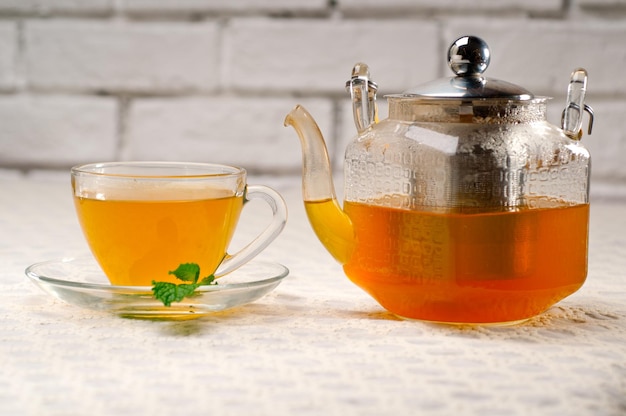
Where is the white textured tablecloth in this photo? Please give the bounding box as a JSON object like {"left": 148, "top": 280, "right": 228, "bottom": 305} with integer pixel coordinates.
{"left": 1, "top": 176, "right": 625, "bottom": 416}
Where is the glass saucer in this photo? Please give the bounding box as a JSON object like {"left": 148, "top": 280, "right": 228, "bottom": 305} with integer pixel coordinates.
{"left": 25, "top": 256, "right": 289, "bottom": 320}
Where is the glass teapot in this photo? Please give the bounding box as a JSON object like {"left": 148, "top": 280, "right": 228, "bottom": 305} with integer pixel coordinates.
{"left": 284, "top": 36, "right": 594, "bottom": 325}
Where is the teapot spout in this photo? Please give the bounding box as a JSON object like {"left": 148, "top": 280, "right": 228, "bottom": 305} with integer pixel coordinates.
{"left": 284, "top": 105, "right": 354, "bottom": 264}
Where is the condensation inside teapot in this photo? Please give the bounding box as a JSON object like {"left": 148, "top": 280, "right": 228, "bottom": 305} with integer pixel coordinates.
{"left": 344, "top": 99, "right": 590, "bottom": 211}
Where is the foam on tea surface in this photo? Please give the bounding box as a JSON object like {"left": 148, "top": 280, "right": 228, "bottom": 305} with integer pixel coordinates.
{"left": 75, "top": 181, "right": 237, "bottom": 202}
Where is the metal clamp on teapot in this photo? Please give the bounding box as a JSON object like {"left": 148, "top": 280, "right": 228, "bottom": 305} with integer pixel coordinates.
{"left": 285, "top": 35, "right": 595, "bottom": 325}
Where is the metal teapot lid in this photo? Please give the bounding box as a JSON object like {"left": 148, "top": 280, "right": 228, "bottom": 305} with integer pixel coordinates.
{"left": 400, "top": 36, "right": 534, "bottom": 100}
{"left": 346, "top": 35, "right": 593, "bottom": 139}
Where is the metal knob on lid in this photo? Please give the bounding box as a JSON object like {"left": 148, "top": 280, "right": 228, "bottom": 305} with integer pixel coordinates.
{"left": 448, "top": 35, "right": 490, "bottom": 76}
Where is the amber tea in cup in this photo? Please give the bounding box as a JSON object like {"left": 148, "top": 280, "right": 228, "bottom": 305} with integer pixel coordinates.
{"left": 71, "top": 162, "right": 287, "bottom": 286}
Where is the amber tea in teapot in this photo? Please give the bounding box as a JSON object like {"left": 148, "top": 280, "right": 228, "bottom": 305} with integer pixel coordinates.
{"left": 305, "top": 196, "right": 588, "bottom": 323}
{"left": 288, "top": 36, "right": 594, "bottom": 324}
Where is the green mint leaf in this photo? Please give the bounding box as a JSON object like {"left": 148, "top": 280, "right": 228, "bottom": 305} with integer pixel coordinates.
{"left": 152, "top": 263, "right": 218, "bottom": 307}
{"left": 152, "top": 281, "right": 199, "bottom": 307}
{"left": 198, "top": 274, "right": 217, "bottom": 286}
{"left": 168, "top": 263, "right": 200, "bottom": 283}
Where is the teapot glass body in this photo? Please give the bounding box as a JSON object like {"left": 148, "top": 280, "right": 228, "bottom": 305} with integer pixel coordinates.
{"left": 333, "top": 98, "right": 590, "bottom": 324}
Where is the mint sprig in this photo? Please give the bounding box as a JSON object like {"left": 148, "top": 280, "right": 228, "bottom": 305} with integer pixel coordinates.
{"left": 152, "top": 263, "right": 216, "bottom": 306}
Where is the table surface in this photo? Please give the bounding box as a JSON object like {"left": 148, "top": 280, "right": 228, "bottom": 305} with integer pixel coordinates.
{"left": 1, "top": 175, "right": 625, "bottom": 416}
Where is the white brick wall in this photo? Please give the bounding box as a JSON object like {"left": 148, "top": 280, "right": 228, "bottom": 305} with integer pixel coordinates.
{"left": 125, "top": 97, "right": 333, "bottom": 172}
{"left": 0, "top": 94, "right": 116, "bottom": 167}
{"left": 0, "top": 22, "right": 17, "bottom": 91}
{"left": 338, "top": 0, "right": 563, "bottom": 15}
{"left": 0, "top": 0, "right": 110, "bottom": 15}
{"left": 25, "top": 20, "right": 220, "bottom": 93}
{"left": 123, "top": 0, "right": 327, "bottom": 15}
{"left": 223, "top": 18, "right": 439, "bottom": 94}
{"left": 0, "top": 0, "right": 624, "bottom": 199}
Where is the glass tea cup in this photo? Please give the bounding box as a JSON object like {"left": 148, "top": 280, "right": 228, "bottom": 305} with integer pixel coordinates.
{"left": 71, "top": 161, "right": 287, "bottom": 286}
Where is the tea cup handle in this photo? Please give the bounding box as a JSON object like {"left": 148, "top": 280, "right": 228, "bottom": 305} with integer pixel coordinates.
{"left": 214, "top": 185, "right": 287, "bottom": 277}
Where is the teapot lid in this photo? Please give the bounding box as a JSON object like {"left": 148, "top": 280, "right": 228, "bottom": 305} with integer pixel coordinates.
{"left": 399, "top": 36, "right": 534, "bottom": 100}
